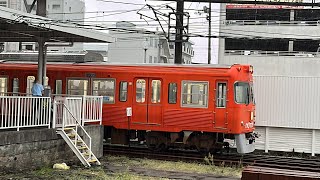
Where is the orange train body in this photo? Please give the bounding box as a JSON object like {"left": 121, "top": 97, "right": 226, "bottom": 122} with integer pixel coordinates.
{"left": 0, "top": 62, "right": 256, "bottom": 153}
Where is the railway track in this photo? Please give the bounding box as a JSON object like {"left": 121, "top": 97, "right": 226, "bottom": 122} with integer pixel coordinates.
{"left": 104, "top": 144, "right": 320, "bottom": 173}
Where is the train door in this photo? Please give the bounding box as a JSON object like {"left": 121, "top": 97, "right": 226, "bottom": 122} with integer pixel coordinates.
{"left": 215, "top": 81, "right": 228, "bottom": 128}
{"left": 132, "top": 78, "right": 162, "bottom": 125}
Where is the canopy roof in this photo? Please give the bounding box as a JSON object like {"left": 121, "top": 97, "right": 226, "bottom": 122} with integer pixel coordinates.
{"left": 0, "top": 6, "right": 115, "bottom": 43}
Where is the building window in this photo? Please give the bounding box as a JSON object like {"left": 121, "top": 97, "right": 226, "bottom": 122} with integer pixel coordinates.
{"left": 69, "top": 7, "right": 71, "bottom": 12}
{"left": 119, "top": 81, "right": 128, "bottom": 102}
{"left": 149, "top": 56, "right": 153, "bottom": 63}
{"left": 0, "top": 1, "right": 7, "bottom": 7}
{"left": 92, "top": 79, "right": 115, "bottom": 104}
{"left": 154, "top": 57, "right": 158, "bottom": 63}
{"left": 67, "top": 79, "right": 89, "bottom": 95}
{"left": 149, "top": 38, "right": 153, "bottom": 47}
{"left": 181, "top": 81, "right": 208, "bottom": 108}
{"left": 151, "top": 80, "right": 161, "bottom": 103}
{"left": 216, "top": 82, "right": 227, "bottom": 108}
{"left": 25, "top": 45, "right": 33, "bottom": 50}
{"left": 52, "top": 4, "right": 60, "bottom": 10}
{"left": 0, "top": 77, "right": 8, "bottom": 96}
{"left": 136, "top": 79, "right": 146, "bottom": 103}
{"left": 168, "top": 83, "right": 177, "bottom": 104}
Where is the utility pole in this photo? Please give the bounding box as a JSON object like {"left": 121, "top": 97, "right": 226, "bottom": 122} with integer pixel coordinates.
{"left": 175, "top": 0, "right": 184, "bottom": 64}
{"left": 207, "top": 3, "right": 211, "bottom": 64}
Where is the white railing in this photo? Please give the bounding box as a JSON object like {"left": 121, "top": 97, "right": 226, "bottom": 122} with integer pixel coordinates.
{"left": 52, "top": 96, "right": 103, "bottom": 128}
{"left": 53, "top": 97, "right": 82, "bottom": 128}
{"left": 225, "top": 20, "right": 320, "bottom": 26}
{"left": 225, "top": 50, "right": 320, "bottom": 57}
{"left": 0, "top": 96, "right": 51, "bottom": 131}
{"left": 82, "top": 96, "right": 103, "bottom": 126}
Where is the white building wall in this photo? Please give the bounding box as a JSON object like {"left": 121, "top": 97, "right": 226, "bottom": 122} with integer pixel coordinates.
{"left": 253, "top": 76, "right": 320, "bottom": 155}
{"left": 254, "top": 76, "right": 320, "bottom": 129}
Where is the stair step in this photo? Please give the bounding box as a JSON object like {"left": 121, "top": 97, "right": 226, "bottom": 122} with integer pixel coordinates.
{"left": 67, "top": 133, "right": 76, "bottom": 138}
{"left": 78, "top": 146, "right": 88, "bottom": 150}
{"left": 82, "top": 152, "right": 91, "bottom": 156}
{"left": 88, "top": 159, "right": 97, "bottom": 163}
{"left": 72, "top": 140, "right": 83, "bottom": 143}
{"left": 63, "top": 127, "right": 75, "bottom": 131}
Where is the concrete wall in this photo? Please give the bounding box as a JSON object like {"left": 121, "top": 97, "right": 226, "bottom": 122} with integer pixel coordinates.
{"left": 0, "top": 125, "right": 103, "bottom": 172}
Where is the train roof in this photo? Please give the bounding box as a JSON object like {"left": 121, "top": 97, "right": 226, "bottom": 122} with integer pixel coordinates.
{"left": 0, "top": 60, "right": 233, "bottom": 68}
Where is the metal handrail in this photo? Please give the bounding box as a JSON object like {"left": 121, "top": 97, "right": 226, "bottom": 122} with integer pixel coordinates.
{"left": 61, "top": 102, "right": 92, "bottom": 159}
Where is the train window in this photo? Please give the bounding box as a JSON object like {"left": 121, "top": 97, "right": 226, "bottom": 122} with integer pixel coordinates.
{"left": 151, "top": 80, "right": 161, "bottom": 103}
{"left": 136, "top": 79, "right": 146, "bottom": 103}
{"left": 168, "top": 83, "right": 177, "bottom": 104}
{"left": 181, "top": 81, "right": 208, "bottom": 108}
{"left": 119, "top": 81, "right": 128, "bottom": 102}
{"left": 26, "top": 76, "right": 35, "bottom": 95}
{"left": 92, "top": 79, "right": 115, "bottom": 104}
{"left": 26, "top": 76, "right": 49, "bottom": 95}
{"left": 216, "top": 82, "right": 227, "bottom": 108}
{"left": 13, "top": 78, "right": 19, "bottom": 95}
{"left": 234, "top": 82, "right": 250, "bottom": 104}
{"left": 67, "top": 79, "right": 89, "bottom": 96}
{"left": 0, "top": 77, "right": 8, "bottom": 96}
{"left": 55, "top": 80, "right": 62, "bottom": 94}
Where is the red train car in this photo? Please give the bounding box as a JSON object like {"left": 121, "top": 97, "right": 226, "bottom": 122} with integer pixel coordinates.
{"left": 0, "top": 62, "right": 256, "bottom": 153}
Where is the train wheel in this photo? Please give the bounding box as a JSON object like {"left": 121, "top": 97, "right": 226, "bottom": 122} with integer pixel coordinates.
{"left": 146, "top": 132, "right": 168, "bottom": 151}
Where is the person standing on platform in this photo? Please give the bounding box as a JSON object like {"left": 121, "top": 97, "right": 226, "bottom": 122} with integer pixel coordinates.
{"left": 31, "top": 79, "right": 44, "bottom": 97}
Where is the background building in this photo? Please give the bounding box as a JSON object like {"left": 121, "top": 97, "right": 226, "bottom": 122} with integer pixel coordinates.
{"left": 108, "top": 21, "right": 194, "bottom": 64}
{"left": 218, "top": 4, "right": 320, "bottom": 76}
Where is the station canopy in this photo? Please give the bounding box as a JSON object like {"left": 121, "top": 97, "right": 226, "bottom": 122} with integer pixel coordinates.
{"left": 0, "top": 6, "right": 115, "bottom": 43}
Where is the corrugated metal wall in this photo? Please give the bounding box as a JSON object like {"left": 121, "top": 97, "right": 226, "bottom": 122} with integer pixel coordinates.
{"left": 255, "top": 127, "right": 314, "bottom": 154}
{"left": 254, "top": 76, "right": 320, "bottom": 129}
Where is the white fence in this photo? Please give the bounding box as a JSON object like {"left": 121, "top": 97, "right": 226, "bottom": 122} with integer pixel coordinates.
{"left": 0, "top": 96, "right": 51, "bottom": 131}
{"left": 52, "top": 96, "right": 103, "bottom": 128}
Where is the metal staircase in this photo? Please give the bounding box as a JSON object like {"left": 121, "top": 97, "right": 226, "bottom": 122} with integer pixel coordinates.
{"left": 53, "top": 97, "right": 101, "bottom": 167}
{"left": 56, "top": 127, "right": 100, "bottom": 167}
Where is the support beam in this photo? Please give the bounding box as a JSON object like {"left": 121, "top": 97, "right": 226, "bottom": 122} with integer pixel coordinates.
{"left": 37, "top": 38, "right": 45, "bottom": 85}
{"left": 36, "top": 0, "right": 46, "bottom": 17}
{"left": 208, "top": 3, "right": 211, "bottom": 64}
{"left": 174, "top": 0, "right": 184, "bottom": 64}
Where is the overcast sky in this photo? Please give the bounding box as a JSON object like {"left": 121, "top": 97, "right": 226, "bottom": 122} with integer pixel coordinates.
{"left": 84, "top": 0, "right": 221, "bottom": 64}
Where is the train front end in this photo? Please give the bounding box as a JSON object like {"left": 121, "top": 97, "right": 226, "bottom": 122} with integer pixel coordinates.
{"left": 229, "top": 65, "right": 256, "bottom": 154}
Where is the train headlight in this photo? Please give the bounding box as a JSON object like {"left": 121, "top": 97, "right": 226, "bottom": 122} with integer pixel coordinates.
{"left": 249, "top": 65, "right": 254, "bottom": 74}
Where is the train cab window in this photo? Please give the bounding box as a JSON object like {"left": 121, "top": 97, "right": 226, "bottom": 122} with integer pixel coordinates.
{"left": 119, "top": 81, "right": 128, "bottom": 102}
{"left": 168, "top": 83, "right": 177, "bottom": 104}
{"left": 0, "top": 77, "right": 8, "bottom": 96}
{"left": 216, "top": 82, "right": 227, "bottom": 108}
{"left": 67, "top": 79, "right": 89, "bottom": 96}
{"left": 136, "top": 79, "right": 146, "bottom": 103}
{"left": 181, "top": 81, "right": 208, "bottom": 108}
{"left": 13, "top": 78, "right": 19, "bottom": 94}
{"left": 151, "top": 80, "right": 161, "bottom": 103}
{"left": 234, "top": 82, "right": 250, "bottom": 104}
{"left": 92, "top": 79, "right": 115, "bottom": 104}
{"left": 55, "top": 80, "right": 62, "bottom": 94}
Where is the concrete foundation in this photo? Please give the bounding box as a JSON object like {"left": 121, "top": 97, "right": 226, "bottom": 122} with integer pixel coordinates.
{"left": 0, "top": 125, "right": 104, "bottom": 172}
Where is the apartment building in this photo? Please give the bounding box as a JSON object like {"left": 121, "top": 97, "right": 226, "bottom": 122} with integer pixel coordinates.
{"left": 218, "top": 4, "right": 320, "bottom": 76}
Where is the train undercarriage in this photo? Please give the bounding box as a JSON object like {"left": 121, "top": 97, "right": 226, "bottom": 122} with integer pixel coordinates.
{"left": 105, "top": 127, "right": 249, "bottom": 153}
